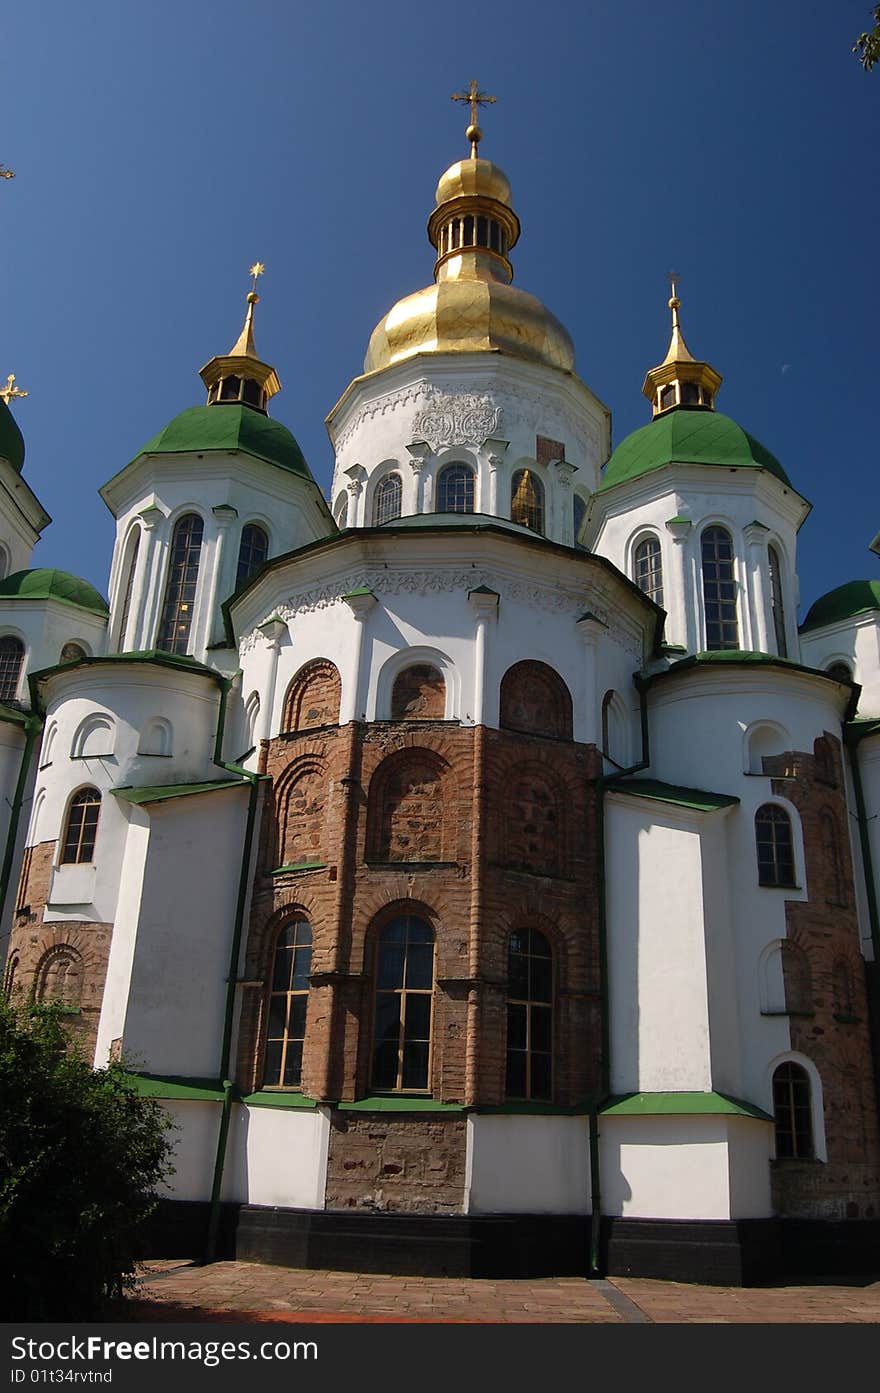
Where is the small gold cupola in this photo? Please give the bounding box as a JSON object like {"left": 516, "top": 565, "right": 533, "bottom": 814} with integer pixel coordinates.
{"left": 199, "top": 263, "right": 281, "bottom": 413}
{"left": 642, "top": 276, "right": 722, "bottom": 417}
{"left": 427, "top": 81, "right": 521, "bottom": 287}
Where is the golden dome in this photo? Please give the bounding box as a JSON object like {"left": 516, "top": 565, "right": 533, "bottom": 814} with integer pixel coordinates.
{"left": 365, "top": 277, "right": 575, "bottom": 373}
{"left": 434, "top": 156, "right": 512, "bottom": 207}
{"left": 364, "top": 132, "right": 575, "bottom": 376}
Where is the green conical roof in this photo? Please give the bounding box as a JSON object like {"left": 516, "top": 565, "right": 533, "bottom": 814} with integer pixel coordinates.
{"left": 600, "top": 406, "right": 790, "bottom": 491}
{"left": 801, "top": 579, "right": 880, "bottom": 633}
{"left": 135, "top": 403, "right": 314, "bottom": 481}
{"left": 0, "top": 568, "right": 108, "bottom": 616}
{"left": 0, "top": 399, "right": 25, "bottom": 473}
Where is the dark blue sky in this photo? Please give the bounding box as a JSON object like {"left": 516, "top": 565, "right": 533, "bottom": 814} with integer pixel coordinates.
{"left": 1, "top": 0, "right": 877, "bottom": 613}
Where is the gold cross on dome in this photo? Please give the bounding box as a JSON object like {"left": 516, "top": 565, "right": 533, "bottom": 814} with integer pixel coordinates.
{"left": 451, "top": 80, "right": 496, "bottom": 151}
{"left": 0, "top": 373, "right": 27, "bottom": 404}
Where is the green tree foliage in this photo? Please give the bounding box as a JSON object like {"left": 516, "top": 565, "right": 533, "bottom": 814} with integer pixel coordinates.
{"left": 853, "top": 5, "right": 880, "bottom": 70}
{"left": 0, "top": 1000, "right": 172, "bottom": 1319}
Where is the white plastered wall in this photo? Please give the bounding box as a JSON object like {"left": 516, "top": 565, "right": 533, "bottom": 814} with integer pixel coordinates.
{"left": 464, "top": 1115, "right": 591, "bottom": 1214}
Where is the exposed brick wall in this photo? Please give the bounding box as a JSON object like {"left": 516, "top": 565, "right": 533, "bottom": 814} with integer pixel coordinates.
{"left": 324, "top": 1112, "right": 468, "bottom": 1213}
{"left": 536, "top": 434, "right": 565, "bottom": 466}
{"left": 769, "top": 732, "right": 880, "bottom": 1218}
{"left": 390, "top": 664, "right": 446, "bottom": 720}
{"left": 237, "top": 717, "right": 603, "bottom": 1146}
{"left": 499, "top": 660, "right": 573, "bottom": 740}
{"left": 282, "top": 659, "right": 341, "bottom": 733}
{"left": 6, "top": 838, "right": 112, "bottom": 1061}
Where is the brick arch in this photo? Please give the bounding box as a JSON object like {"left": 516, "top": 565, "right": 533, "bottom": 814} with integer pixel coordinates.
{"left": 818, "top": 805, "right": 847, "bottom": 903}
{"left": 282, "top": 659, "right": 341, "bottom": 733}
{"left": 499, "top": 660, "right": 573, "bottom": 739}
{"left": 391, "top": 664, "right": 446, "bottom": 720}
{"left": 34, "top": 943, "right": 84, "bottom": 1007}
{"left": 813, "top": 734, "right": 839, "bottom": 786}
{"left": 502, "top": 761, "right": 567, "bottom": 876}
{"left": 366, "top": 748, "right": 450, "bottom": 863}
{"left": 238, "top": 896, "right": 320, "bottom": 1090}
{"left": 274, "top": 756, "right": 327, "bottom": 868}
{"left": 781, "top": 939, "right": 813, "bottom": 1015}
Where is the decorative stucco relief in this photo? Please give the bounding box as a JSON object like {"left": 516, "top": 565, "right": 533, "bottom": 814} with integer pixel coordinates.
{"left": 411, "top": 392, "right": 503, "bottom": 452}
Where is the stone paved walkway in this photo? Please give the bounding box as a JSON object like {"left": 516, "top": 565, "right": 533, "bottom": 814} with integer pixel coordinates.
{"left": 122, "top": 1261, "right": 880, "bottom": 1323}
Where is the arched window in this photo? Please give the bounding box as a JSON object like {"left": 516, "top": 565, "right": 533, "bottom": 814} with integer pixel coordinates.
{"left": 276, "top": 759, "right": 326, "bottom": 868}
{"left": 436, "top": 463, "right": 475, "bottom": 514}
{"left": 372, "top": 914, "right": 435, "bottom": 1092}
{"left": 236, "top": 523, "right": 269, "bottom": 588}
{"left": 772, "top": 1061, "right": 813, "bottom": 1159}
{"left": 61, "top": 788, "right": 101, "bottom": 865}
{"left": 262, "top": 918, "right": 312, "bottom": 1089}
{"left": 573, "top": 494, "right": 588, "bottom": 551}
{"left": 825, "top": 661, "right": 852, "bottom": 685}
{"left": 373, "top": 473, "right": 403, "bottom": 526}
{"left": 510, "top": 469, "right": 544, "bottom": 534}
{"left": 390, "top": 664, "right": 445, "bottom": 719}
{"left": 506, "top": 928, "right": 552, "bottom": 1101}
{"left": 59, "top": 642, "right": 87, "bottom": 665}
{"left": 333, "top": 492, "right": 349, "bottom": 530}
{"left": 116, "top": 526, "right": 141, "bottom": 650}
{"left": 768, "top": 545, "right": 788, "bottom": 657}
{"left": 601, "top": 690, "right": 629, "bottom": 768}
{"left": 137, "top": 717, "right": 173, "bottom": 757}
{"left": 755, "top": 804, "right": 796, "bottom": 887}
{"left": 0, "top": 635, "right": 24, "bottom": 701}
{"left": 4, "top": 951, "right": 19, "bottom": 998}
{"left": 35, "top": 945, "right": 83, "bottom": 1008}
{"left": 633, "top": 536, "right": 664, "bottom": 606}
{"left": 157, "top": 513, "right": 204, "bottom": 654}
{"left": 701, "top": 525, "right": 739, "bottom": 650}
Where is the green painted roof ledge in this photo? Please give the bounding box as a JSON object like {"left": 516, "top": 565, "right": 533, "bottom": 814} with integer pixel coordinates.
{"left": 800, "top": 579, "right": 880, "bottom": 633}
{"left": 601, "top": 1091, "right": 773, "bottom": 1121}
{"left": 135, "top": 403, "right": 314, "bottom": 481}
{"left": 113, "top": 778, "right": 246, "bottom": 806}
{"left": 609, "top": 778, "right": 739, "bottom": 812}
{"left": 600, "top": 406, "right": 792, "bottom": 491}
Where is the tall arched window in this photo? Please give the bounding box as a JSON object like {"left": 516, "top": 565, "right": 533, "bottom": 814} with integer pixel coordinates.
{"left": 633, "top": 535, "right": 664, "bottom": 606}
{"left": 236, "top": 523, "right": 269, "bottom": 588}
{"left": 768, "top": 544, "right": 787, "bottom": 657}
{"left": 772, "top": 1061, "right": 813, "bottom": 1159}
{"left": 158, "top": 515, "right": 204, "bottom": 654}
{"left": 506, "top": 928, "right": 553, "bottom": 1101}
{"left": 510, "top": 469, "right": 544, "bottom": 534}
{"left": 61, "top": 788, "right": 101, "bottom": 865}
{"left": 701, "top": 525, "right": 739, "bottom": 650}
{"left": 116, "top": 527, "right": 141, "bottom": 650}
{"left": 373, "top": 473, "right": 403, "bottom": 525}
{"left": 157, "top": 513, "right": 203, "bottom": 654}
{"left": 372, "top": 914, "right": 435, "bottom": 1091}
{"left": 573, "top": 494, "right": 589, "bottom": 551}
{"left": 436, "top": 463, "right": 475, "bottom": 514}
{"left": 0, "top": 635, "right": 24, "bottom": 702}
{"left": 263, "top": 918, "right": 312, "bottom": 1089}
{"left": 755, "top": 804, "right": 796, "bottom": 887}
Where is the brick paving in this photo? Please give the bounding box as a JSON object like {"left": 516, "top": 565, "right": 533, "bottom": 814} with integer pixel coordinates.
{"left": 122, "top": 1261, "right": 880, "bottom": 1324}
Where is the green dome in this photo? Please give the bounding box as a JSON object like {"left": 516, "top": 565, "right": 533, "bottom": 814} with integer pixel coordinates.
{"left": 801, "top": 579, "right": 880, "bottom": 633}
{"left": 600, "top": 406, "right": 790, "bottom": 491}
{"left": 0, "top": 568, "right": 109, "bottom": 616}
{"left": 0, "top": 399, "right": 25, "bottom": 473}
{"left": 136, "top": 403, "right": 314, "bottom": 481}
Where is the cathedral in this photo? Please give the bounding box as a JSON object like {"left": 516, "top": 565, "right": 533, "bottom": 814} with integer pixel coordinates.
{"left": 2, "top": 101, "right": 880, "bottom": 1285}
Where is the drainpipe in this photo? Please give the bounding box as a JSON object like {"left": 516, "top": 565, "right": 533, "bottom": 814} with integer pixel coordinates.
{"left": 204, "top": 674, "right": 263, "bottom": 1264}
{"left": 0, "top": 713, "right": 41, "bottom": 942}
{"left": 587, "top": 676, "right": 651, "bottom": 1275}
{"left": 845, "top": 726, "right": 880, "bottom": 964}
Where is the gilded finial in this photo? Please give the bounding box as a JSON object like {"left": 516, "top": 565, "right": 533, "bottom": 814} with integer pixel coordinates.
{"left": 451, "top": 79, "right": 497, "bottom": 156}
{"left": 248, "top": 261, "right": 265, "bottom": 303}
{"left": 667, "top": 269, "right": 681, "bottom": 329}
{"left": 0, "top": 165, "right": 14, "bottom": 180}
{"left": 0, "top": 373, "right": 27, "bottom": 404}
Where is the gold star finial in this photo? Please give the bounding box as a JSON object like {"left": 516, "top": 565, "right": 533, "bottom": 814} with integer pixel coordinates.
{"left": 451, "top": 79, "right": 497, "bottom": 155}
{"left": 0, "top": 373, "right": 27, "bottom": 405}
{"left": 249, "top": 261, "right": 265, "bottom": 295}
